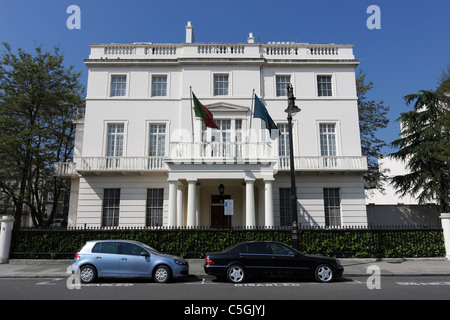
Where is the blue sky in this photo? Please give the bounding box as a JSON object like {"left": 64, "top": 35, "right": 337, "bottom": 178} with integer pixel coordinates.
{"left": 1, "top": 0, "right": 449, "bottom": 155}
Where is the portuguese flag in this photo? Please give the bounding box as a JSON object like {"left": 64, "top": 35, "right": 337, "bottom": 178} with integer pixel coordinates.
{"left": 192, "top": 92, "right": 219, "bottom": 129}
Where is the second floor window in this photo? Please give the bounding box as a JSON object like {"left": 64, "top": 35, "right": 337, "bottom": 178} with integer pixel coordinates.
{"left": 214, "top": 74, "right": 229, "bottom": 96}
{"left": 317, "top": 75, "right": 332, "bottom": 97}
{"left": 110, "top": 75, "right": 127, "bottom": 97}
{"left": 276, "top": 75, "right": 290, "bottom": 96}
{"left": 149, "top": 124, "right": 166, "bottom": 156}
{"left": 152, "top": 75, "right": 167, "bottom": 96}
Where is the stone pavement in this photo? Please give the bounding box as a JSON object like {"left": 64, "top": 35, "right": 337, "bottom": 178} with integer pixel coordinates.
{"left": 0, "top": 258, "right": 449, "bottom": 278}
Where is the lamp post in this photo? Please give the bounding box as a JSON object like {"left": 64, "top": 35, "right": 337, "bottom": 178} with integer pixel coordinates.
{"left": 284, "top": 84, "right": 301, "bottom": 250}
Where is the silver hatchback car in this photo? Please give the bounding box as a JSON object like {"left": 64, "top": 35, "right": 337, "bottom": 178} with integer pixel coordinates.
{"left": 71, "top": 240, "right": 189, "bottom": 283}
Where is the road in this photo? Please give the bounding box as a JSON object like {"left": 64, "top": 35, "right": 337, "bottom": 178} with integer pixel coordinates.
{"left": 1, "top": 275, "right": 450, "bottom": 301}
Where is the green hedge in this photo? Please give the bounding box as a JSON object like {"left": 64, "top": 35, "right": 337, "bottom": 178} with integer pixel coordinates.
{"left": 10, "top": 227, "right": 445, "bottom": 259}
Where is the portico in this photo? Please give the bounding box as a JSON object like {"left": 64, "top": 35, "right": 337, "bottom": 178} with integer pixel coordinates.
{"left": 166, "top": 162, "right": 276, "bottom": 228}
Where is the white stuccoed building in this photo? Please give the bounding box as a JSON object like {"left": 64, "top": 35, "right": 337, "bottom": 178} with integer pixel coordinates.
{"left": 55, "top": 22, "right": 368, "bottom": 228}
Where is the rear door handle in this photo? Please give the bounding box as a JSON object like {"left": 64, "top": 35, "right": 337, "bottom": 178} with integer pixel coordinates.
{"left": 121, "top": 258, "right": 127, "bottom": 261}
{"left": 95, "top": 256, "right": 102, "bottom": 259}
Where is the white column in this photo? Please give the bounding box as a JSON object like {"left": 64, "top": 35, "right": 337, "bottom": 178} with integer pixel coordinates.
{"left": 245, "top": 178, "right": 256, "bottom": 227}
{"left": 176, "top": 183, "right": 184, "bottom": 227}
{"left": 195, "top": 183, "right": 201, "bottom": 226}
{"left": 186, "top": 179, "right": 197, "bottom": 227}
{"left": 440, "top": 213, "right": 450, "bottom": 260}
{"left": 0, "top": 215, "right": 15, "bottom": 264}
{"left": 168, "top": 180, "right": 177, "bottom": 227}
{"left": 264, "top": 179, "right": 274, "bottom": 227}
{"left": 241, "top": 183, "right": 246, "bottom": 226}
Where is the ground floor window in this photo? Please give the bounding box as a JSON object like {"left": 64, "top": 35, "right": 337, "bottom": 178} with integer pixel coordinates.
{"left": 279, "top": 188, "right": 292, "bottom": 227}
{"left": 146, "top": 188, "right": 164, "bottom": 226}
{"left": 323, "top": 188, "right": 341, "bottom": 226}
{"left": 102, "top": 189, "right": 120, "bottom": 227}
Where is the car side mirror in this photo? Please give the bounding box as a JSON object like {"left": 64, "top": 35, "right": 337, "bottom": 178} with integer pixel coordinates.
{"left": 140, "top": 251, "right": 150, "bottom": 257}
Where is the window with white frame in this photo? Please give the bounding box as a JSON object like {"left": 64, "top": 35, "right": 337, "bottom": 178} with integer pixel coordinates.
{"left": 148, "top": 124, "right": 166, "bottom": 156}
{"left": 110, "top": 75, "right": 127, "bottom": 97}
{"left": 102, "top": 188, "right": 120, "bottom": 227}
{"left": 319, "top": 124, "right": 336, "bottom": 157}
{"left": 277, "top": 124, "right": 290, "bottom": 156}
{"left": 151, "top": 75, "right": 167, "bottom": 97}
{"left": 323, "top": 188, "right": 341, "bottom": 227}
{"left": 276, "top": 75, "right": 291, "bottom": 97}
{"left": 146, "top": 188, "right": 164, "bottom": 227}
{"left": 106, "top": 124, "right": 124, "bottom": 157}
{"left": 201, "top": 119, "right": 242, "bottom": 157}
{"left": 319, "top": 123, "right": 337, "bottom": 167}
{"left": 317, "top": 75, "right": 332, "bottom": 97}
{"left": 213, "top": 74, "right": 229, "bottom": 96}
{"left": 279, "top": 188, "right": 292, "bottom": 227}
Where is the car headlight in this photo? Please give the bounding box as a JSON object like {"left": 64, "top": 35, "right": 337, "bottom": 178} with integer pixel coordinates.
{"left": 174, "top": 259, "right": 187, "bottom": 266}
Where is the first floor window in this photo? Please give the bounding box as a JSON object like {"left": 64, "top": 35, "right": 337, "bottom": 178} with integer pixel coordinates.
{"left": 279, "top": 188, "right": 292, "bottom": 227}
{"left": 102, "top": 189, "right": 120, "bottom": 227}
{"left": 278, "top": 124, "right": 290, "bottom": 156}
{"left": 323, "top": 188, "right": 341, "bottom": 227}
{"left": 319, "top": 123, "right": 337, "bottom": 167}
{"left": 146, "top": 188, "right": 164, "bottom": 226}
{"left": 149, "top": 124, "right": 166, "bottom": 156}
{"left": 106, "top": 124, "right": 124, "bottom": 157}
{"left": 201, "top": 119, "right": 242, "bottom": 157}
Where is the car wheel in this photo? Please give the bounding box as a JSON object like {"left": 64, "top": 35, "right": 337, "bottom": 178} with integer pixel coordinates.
{"left": 227, "top": 264, "right": 246, "bottom": 283}
{"left": 80, "top": 265, "right": 97, "bottom": 284}
{"left": 315, "top": 264, "right": 334, "bottom": 283}
{"left": 154, "top": 265, "right": 171, "bottom": 283}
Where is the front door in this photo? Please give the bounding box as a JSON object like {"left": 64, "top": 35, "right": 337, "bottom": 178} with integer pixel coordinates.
{"left": 211, "top": 195, "right": 231, "bottom": 227}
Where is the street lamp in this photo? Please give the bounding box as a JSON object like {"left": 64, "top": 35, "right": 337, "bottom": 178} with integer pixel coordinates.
{"left": 285, "top": 84, "right": 301, "bottom": 250}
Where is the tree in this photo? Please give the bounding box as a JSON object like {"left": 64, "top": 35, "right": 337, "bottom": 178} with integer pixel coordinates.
{"left": 356, "top": 69, "right": 390, "bottom": 190}
{"left": 0, "top": 43, "right": 85, "bottom": 228}
{"left": 389, "top": 73, "right": 450, "bottom": 213}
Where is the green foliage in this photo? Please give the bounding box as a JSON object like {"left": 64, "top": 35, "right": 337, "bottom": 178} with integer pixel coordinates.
{"left": 389, "top": 87, "right": 450, "bottom": 212}
{"left": 0, "top": 42, "right": 85, "bottom": 227}
{"left": 356, "top": 69, "right": 390, "bottom": 190}
{"left": 9, "top": 228, "right": 445, "bottom": 259}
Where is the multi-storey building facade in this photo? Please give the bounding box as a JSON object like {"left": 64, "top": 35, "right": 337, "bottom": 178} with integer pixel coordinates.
{"left": 55, "top": 22, "right": 368, "bottom": 228}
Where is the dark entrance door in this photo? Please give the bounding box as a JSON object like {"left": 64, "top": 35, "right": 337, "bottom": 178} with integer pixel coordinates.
{"left": 211, "top": 195, "right": 231, "bottom": 228}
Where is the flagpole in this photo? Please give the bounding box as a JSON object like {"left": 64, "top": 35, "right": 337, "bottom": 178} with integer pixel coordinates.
{"left": 248, "top": 89, "right": 255, "bottom": 143}
{"left": 189, "top": 86, "right": 194, "bottom": 142}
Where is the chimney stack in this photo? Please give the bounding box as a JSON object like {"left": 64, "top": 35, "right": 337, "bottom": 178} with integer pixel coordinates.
{"left": 247, "top": 32, "right": 255, "bottom": 44}
{"left": 186, "top": 21, "right": 195, "bottom": 43}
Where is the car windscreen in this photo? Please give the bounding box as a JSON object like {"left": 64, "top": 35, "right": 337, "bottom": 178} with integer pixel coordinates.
{"left": 139, "top": 243, "right": 161, "bottom": 254}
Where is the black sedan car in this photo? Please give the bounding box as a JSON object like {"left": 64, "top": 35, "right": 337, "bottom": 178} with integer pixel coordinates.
{"left": 204, "top": 241, "right": 343, "bottom": 283}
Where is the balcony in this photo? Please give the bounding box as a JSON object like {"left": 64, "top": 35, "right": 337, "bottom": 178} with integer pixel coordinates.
{"left": 278, "top": 156, "right": 367, "bottom": 172}
{"left": 54, "top": 142, "right": 367, "bottom": 176}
